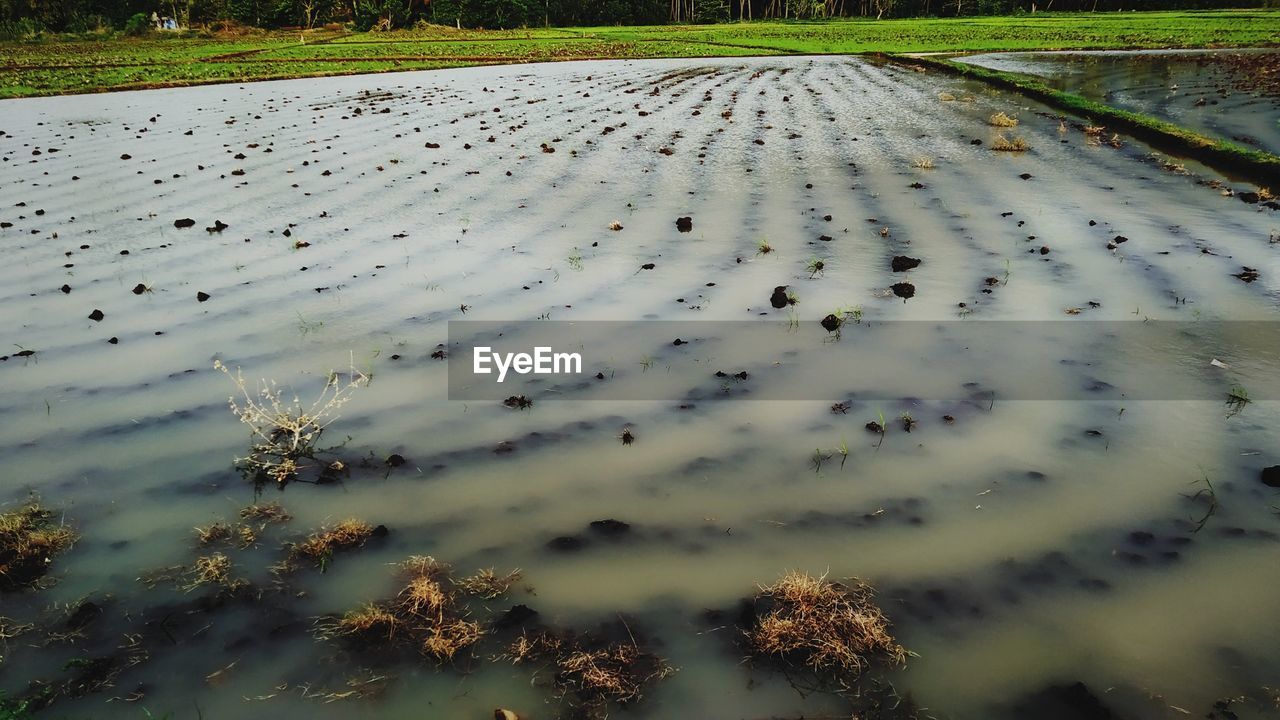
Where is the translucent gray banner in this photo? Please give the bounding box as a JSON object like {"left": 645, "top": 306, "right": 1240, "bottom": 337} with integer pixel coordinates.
{"left": 446, "top": 320, "right": 1280, "bottom": 402}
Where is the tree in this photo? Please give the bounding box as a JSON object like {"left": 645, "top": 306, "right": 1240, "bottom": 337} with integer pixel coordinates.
{"left": 694, "top": 0, "right": 728, "bottom": 22}
{"left": 355, "top": 0, "right": 409, "bottom": 29}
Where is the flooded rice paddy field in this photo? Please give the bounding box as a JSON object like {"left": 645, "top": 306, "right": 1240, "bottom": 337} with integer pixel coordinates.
{"left": 1, "top": 55, "right": 1279, "bottom": 719}
{"left": 959, "top": 49, "right": 1280, "bottom": 156}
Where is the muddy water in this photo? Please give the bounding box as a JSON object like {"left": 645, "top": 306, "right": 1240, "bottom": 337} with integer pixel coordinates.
{"left": 958, "top": 48, "right": 1280, "bottom": 155}
{"left": 1, "top": 56, "right": 1279, "bottom": 719}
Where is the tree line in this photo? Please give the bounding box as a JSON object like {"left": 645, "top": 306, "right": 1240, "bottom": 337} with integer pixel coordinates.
{"left": 0, "top": 0, "right": 1265, "bottom": 36}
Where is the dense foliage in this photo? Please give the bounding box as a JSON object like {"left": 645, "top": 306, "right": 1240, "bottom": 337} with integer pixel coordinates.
{"left": 0, "top": 0, "right": 1272, "bottom": 35}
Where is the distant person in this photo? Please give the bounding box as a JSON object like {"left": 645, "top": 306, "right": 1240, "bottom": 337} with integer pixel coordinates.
{"left": 151, "top": 11, "right": 160, "bottom": 28}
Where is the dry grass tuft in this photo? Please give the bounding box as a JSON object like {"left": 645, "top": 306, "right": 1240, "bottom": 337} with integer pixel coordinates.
{"left": 505, "top": 630, "right": 565, "bottom": 664}
{"left": 184, "top": 552, "right": 246, "bottom": 592}
{"left": 0, "top": 615, "right": 34, "bottom": 644}
{"left": 911, "top": 156, "right": 934, "bottom": 170}
{"left": 992, "top": 134, "right": 1030, "bottom": 152}
{"left": 422, "top": 618, "right": 485, "bottom": 660}
{"left": 0, "top": 500, "right": 76, "bottom": 592}
{"left": 195, "top": 522, "right": 235, "bottom": 545}
{"left": 398, "top": 574, "right": 449, "bottom": 616}
{"left": 936, "top": 91, "right": 956, "bottom": 102}
{"left": 398, "top": 554, "right": 448, "bottom": 578}
{"left": 456, "top": 568, "right": 523, "bottom": 599}
{"left": 137, "top": 564, "right": 187, "bottom": 589}
{"left": 501, "top": 628, "right": 673, "bottom": 707}
{"left": 197, "top": 519, "right": 261, "bottom": 549}
{"left": 240, "top": 501, "right": 292, "bottom": 525}
{"left": 558, "top": 643, "right": 672, "bottom": 703}
{"left": 988, "top": 111, "right": 1019, "bottom": 127}
{"left": 335, "top": 603, "right": 401, "bottom": 641}
{"left": 745, "top": 571, "right": 905, "bottom": 680}
{"left": 323, "top": 554, "right": 487, "bottom": 664}
{"left": 288, "top": 519, "right": 375, "bottom": 569}
{"left": 236, "top": 525, "right": 258, "bottom": 548}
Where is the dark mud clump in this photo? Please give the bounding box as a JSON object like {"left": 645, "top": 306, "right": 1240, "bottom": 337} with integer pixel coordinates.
{"left": 1012, "top": 681, "right": 1118, "bottom": 720}
{"left": 821, "top": 313, "right": 843, "bottom": 333}
{"left": 547, "top": 535, "right": 585, "bottom": 552}
{"left": 675, "top": 216, "right": 693, "bottom": 233}
{"left": 0, "top": 500, "right": 77, "bottom": 592}
{"left": 173, "top": 218, "right": 196, "bottom": 229}
{"left": 65, "top": 599, "right": 103, "bottom": 632}
{"left": 1261, "top": 466, "right": 1280, "bottom": 488}
{"left": 891, "top": 256, "right": 921, "bottom": 272}
{"left": 891, "top": 283, "right": 915, "bottom": 300}
{"left": 197, "top": 291, "right": 211, "bottom": 303}
{"left": 770, "top": 286, "right": 791, "bottom": 309}
{"left": 1234, "top": 267, "right": 1260, "bottom": 283}
{"left": 588, "top": 519, "right": 631, "bottom": 538}
{"left": 493, "top": 603, "right": 539, "bottom": 631}
{"left": 88, "top": 309, "right": 105, "bottom": 322}
{"left": 504, "top": 395, "right": 533, "bottom": 410}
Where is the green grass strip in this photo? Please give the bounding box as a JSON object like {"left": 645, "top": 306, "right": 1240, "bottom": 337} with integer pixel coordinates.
{"left": 891, "top": 53, "right": 1280, "bottom": 187}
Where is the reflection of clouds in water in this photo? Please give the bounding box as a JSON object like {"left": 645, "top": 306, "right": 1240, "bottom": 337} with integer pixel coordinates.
{"left": 0, "top": 55, "right": 1277, "bottom": 720}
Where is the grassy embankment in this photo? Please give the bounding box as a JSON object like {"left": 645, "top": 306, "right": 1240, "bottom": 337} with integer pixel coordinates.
{"left": 895, "top": 54, "right": 1280, "bottom": 186}
{"left": 1, "top": 10, "right": 1278, "bottom": 98}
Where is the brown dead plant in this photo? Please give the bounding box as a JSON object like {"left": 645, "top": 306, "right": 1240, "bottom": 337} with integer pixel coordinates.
{"left": 285, "top": 519, "right": 376, "bottom": 572}
{"left": 0, "top": 500, "right": 76, "bottom": 592}
{"left": 992, "top": 133, "right": 1029, "bottom": 152}
{"left": 320, "top": 555, "right": 496, "bottom": 664}
{"left": 214, "top": 359, "right": 367, "bottom": 486}
{"left": 745, "top": 571, "right": 905, "bottom": 682}
{"left": 988, "top": 111, "right": 1019, "bottom": 127}
{"left": 500, "top": 624, "right": 674, "bottom": 710}
{"left": 455, "top": 568, "right": 523, "bottom": 599}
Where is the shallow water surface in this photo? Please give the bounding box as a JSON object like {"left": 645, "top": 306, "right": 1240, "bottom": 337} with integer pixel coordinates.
{"left": 1, "top": 56, "right": 1279, "bottom": 719}
{"left": 959, "top": 48, "right": 1280, "bottom": 155}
